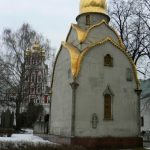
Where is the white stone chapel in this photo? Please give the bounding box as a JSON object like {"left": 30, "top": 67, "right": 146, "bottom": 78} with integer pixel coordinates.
{"left": 48, "top": 0, "right": 143, "bottom": 148}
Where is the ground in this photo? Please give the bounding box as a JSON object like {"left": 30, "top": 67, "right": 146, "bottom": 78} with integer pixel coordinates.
{"left": 144, "top": 142, "right": 150, "bottom": 149}
{"left": 0, "top": 129, "right": 56, "bottom": 149}
{"left": 0, "top": 129, "right": 149, "bottom": 150}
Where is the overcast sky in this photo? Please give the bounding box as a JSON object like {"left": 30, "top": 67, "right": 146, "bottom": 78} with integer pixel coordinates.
{"left": 0, "top": 0, "right": 80, "bottom": 50}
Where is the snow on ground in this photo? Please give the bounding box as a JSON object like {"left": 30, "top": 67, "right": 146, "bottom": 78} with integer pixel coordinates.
{"left": 0, "top": 129, "right": 56, "bottom": 149}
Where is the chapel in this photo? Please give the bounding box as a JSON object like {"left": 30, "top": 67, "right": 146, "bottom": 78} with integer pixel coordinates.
{"left": 49, "top": 0, "right": 143, "bottom": 148}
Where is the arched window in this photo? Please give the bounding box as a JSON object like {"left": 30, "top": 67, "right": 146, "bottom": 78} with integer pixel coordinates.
{"left": 126, "top": 68, "right": 133, "bottom": 81}
{"left": 103, "top": 85, "right": 114, "bottom": 120}
{"left": 104, "top": 94, "right": 112, "bottom": 120}
{"left": 104, "top": 54, "right": 113, "bottom": 67}
{"left": 31, "top": 74, "right": 35, "bottom": 82}
{"left": 25, "top": 75, "right": 29, "bottom": 81}
{"left": 86, "top": 15, "right": 90, "bottom": 25}
{"left": 25, "top": 71, "right": 29, "bottom": 81}
{"left": 24, "top": 85, "right": 29, "bottom": 94}
{"left": 37, "top": 85, "right": 41, "bottom": 93}
{"left": 30, "top": 84, "right": 35, "bottom": 94}
{"left": 37, "top": 72, "right": 42, "bottom": 82}
{"left": 38, "top": 75, "right": 42, "bottom": 82}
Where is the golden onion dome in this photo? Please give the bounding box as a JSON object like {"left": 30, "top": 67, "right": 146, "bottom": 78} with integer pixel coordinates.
{"left": 80, "top": 0, "right": 107, "bottom": 15}
{"left": 25, "top": 41, "right": 45, "bottom": 56}
{"left": 32, "top": 42, "right": 41, "bottom": 50}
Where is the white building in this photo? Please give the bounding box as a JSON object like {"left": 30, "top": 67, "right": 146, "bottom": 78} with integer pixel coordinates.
{"left": 48, "top": 0, "right": 143, "bottom": 149}
{"left": 141, "top": 79, "right": 150, "bottom": 141}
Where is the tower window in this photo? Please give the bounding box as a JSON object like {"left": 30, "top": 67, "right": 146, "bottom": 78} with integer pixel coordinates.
{"left": 25, "top": 74, "right": 30, "bottom": 81}
{"left": 38, "top": 76, "right": 42, "bottom": 82}
{"left": 44, "top": 96, "right": 48, "bottom": 103}
{"left": 104, "top": 54, "right": 113, "bottom": 67}
{"left": 104, "top": 94, "right": 112, "bottom": 120}
{"left": 31, "top": 74, "right": 35, "bottom": 82}
{"left": 31, "top": 86, "right": 35, "bottom": 94}
{"left": 37, "top": 85, "right": 41, "bottom": 93}
{"left": 24, "top": 85, "right": 29, "bottom": 94}
{"left": 86, "top": 15, "right": 90, "bottom": 25}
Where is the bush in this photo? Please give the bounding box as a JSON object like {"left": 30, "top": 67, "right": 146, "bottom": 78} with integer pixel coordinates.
{"left": 20, "top": 101, "right": 43, "bottom": 128}
{"left": 0, "top": 128, "right": 15, "bottom": 137}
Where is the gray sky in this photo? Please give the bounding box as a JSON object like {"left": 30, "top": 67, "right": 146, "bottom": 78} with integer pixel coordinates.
{"left": 0, "top": 0, "right": 80, "bottom": 50}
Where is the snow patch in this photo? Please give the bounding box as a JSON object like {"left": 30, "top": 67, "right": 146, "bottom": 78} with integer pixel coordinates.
{"left": 0, "top": 130, "right": 56, "bottom": 149}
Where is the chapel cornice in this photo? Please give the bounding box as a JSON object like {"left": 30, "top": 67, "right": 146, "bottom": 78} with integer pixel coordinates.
{"left": 51, "top": 38, "right": 139, "bottom": 90}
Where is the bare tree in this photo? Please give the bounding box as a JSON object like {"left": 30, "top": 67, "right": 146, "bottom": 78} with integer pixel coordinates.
{"left": 109, "top": 0, "right": 150, "bottom": 78}
{"left": 0, "top": 23, "right": 54, "bottom": 130}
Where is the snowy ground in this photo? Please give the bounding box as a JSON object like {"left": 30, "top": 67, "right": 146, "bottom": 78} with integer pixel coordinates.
{"left": 0, "top": 130, "right": 149, "bottom": 150}
{"left": 0, "top": 129, "right": 56, "bottom": 149}
{"left": 144, "top": 142, "right": 150, "bottom": 150}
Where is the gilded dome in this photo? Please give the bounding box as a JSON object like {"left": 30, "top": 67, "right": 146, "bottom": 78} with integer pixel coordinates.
{"left": 25, "top": 41, "right": 45, "bottom": 56}
{"left": 80, "top": 0, "right": 107, "bottom": 15}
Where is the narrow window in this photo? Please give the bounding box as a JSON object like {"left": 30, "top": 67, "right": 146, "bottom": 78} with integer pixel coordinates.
{"left": 37, "top": 85, "right": 41, "bottom": 93}
{"left": 86, "top": 15, "right": 90, "bottom": 25}
{"left": 38, "top": 76, "right": 42, "bottom": 82}
{"left": 141, "top": 117, "right": 144, "bottom": 127}
{"left": 31, "top": 87, "right": 34, "bottom": 94}
{"left": 37, "top": 57, "right": 40, "bottom": 64}
{"left": 44, "top": 96, "right": 48, "bottom": 103}
{"left": 104, "top": 54, "right": 113, "bottom": 67}
{"left": 25, "top": 75, "right": 29, "bottom": 81}
{"left": 104, "top": 94, "right": 112, "bottom": 120}
{"left": 32, "top": 58, "right": 34, "bottom": 64}
{"left": 126, "top": 68, "right": 133, "bottom": 81}
{"left": 31, "top": 74, "right": 35, "bottom": 82}
{"left": 24, "top": 85, "right": 29, "bottom": 94}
